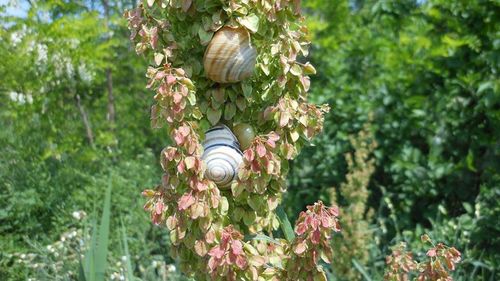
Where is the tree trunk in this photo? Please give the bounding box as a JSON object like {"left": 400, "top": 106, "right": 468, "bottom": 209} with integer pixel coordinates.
{"left": 75, "top": 94, "right": 95, "bottom": 147}
{"left": 101, "top": 0, "right": 116, "bottom": 126}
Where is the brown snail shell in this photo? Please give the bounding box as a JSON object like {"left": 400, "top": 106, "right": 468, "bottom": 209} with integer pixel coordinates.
{"left": 233, "top": 123, "right": 255, "bottom": 150}
{"left": 203, "top": 27, "right": 257, "bottom": 83}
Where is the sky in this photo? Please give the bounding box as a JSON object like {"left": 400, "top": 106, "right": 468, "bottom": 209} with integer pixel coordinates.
{"left": 0, "top": 0, "right": 28, "bottom": 17}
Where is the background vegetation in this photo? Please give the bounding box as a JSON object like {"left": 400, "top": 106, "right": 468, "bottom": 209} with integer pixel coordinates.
{"left": 0, "top": 0, "right": 498, "bottom": 280}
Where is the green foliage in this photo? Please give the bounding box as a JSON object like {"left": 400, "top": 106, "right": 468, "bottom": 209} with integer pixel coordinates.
{"left": 81, "top": 180, "right": 112, "bottom": 281}
{"left": 0, "top": 0, "right": 168, "bottom": 280}
{"left": 286, "top": 0, "right": 500, "bottom": 279}
{"left": 1, "top": 0, "right": 498, "bottom": 280}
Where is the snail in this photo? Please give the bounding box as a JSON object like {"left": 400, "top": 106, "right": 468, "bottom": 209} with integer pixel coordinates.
{"left": 232, "top": 123, "right": 255, "bottom": 150}
{"left": 203, "top": 26, "right": 257, "bottom": 83}
{"left": 201, "top": 125, "right": 243, "bottom": 187}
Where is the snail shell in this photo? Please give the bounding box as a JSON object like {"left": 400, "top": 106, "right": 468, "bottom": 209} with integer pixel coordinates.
{"left": 203, "top": 27, "right": 257, "bottom": 83}
{"left": 201, "top": 125, "right": 243, "bottom": 187}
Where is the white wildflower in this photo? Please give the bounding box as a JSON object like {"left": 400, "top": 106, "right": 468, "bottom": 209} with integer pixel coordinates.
{"left": 166, "top": 264, "right": 176, "bottom": 272}
{"left": 78, "top": 63, "right": 93, "bottom": 83}
{"left": 35, "top": 43, "right": 48, "bottom": 66}
{"left": 8, "top": 91, "right": 19, "bottom": 102}
{"left": 10, "top": 31, "right": 23, "bottom": 46}
{"left": 72, "top": 210, "right": 87, "bottom": 220}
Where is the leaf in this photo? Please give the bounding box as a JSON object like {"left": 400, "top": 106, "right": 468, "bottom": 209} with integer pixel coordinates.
{"left": 220, "top": 196, "right": 229, "bottom": 215}
{"left": 184, "top": 156, "right": 196, "bottom": 170}
{"left": 154, "top": 52, "right": 164, "bottom": 66}
{"left": 224, "top": 103, "right": 236, "bottom": 120}
{"left": 289, "top": 130, "right": 300, "bottom": 142}
{"left": 242, "top": 83, "right": 252, "bottom": 98}
{"left": 303, "top": 62, "right": 316, "bottom": 75}
{"left": 242, "top": 211, "right": 257, "bottom": 226}
{"left": 187, "top": 93, "right": 197, "bottom": 106}
{"left": 166, "top": 75, "right": 176, "bottom": 85}
{"left": 294, "top": 240, "right": 307, "bottom": 255}
{"left": 181, "top": 0, "right": 192, "bottom": 12}
{"left": 256, "top": 144, "right": 266, "bottom": 157}
{"left": 276, "top": 205, "right": 295, "bottom": 242}
{"left": 147, "top": 0, "right": 155, "bottom": 7}
{"left": 290, "top": 64, "right": 302, "bottom": 76}
{"left": 120, "top": 221, "right": 136, "bottom": 281}
{"left": 235, "top": 97, "right": 246, "bottom": 111}
{"left": 194, "top": 240, "right": 207, "bottom": 256}
{"left": 78, "top": 258, "right": 87, "bottom": 281}
{"left": 178, "top": 193, "right": 196, "bottom": 210}
{"left": 477, "top": 81, "right": 493, "bottom": 94}
{"left": 466, "top": 150, "right": 476, "bottom": 172}
{"left": 247, "top": 195, "right": 261, "bottom": 211}
{"left": 207, "top": 108, "right": 222, "bottom": 125}
{"left": 352, "top": 259, "right": 372, "bottom": 281}
{"left": 95, "top": 178, "right": 112, "bottom": 281}
{"left": 198, "top": 28, "right": 214, "bottom": 46}
{"left": 279, "top": 111, "right": 291, "bottom": 127}
{"left": 237, "top": 14, "right": 259, "bottom": 33}
{"left": 231, "top": 182, "right": 245, "bottom": 197}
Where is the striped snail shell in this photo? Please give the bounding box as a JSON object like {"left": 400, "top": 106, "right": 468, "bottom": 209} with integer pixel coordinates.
{"left": 203, "top": 26, "right": 257, "bottom": 83}
{"left": 201, "top": 125, "right": 243, "bottom": 187}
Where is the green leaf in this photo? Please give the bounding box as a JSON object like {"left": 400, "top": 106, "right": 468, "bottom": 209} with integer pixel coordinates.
{"left": 238, "top": 14, "right": 259, "bottom": 33}
{"left": 224, "top": 103, "right": 236, "bottom": 120}
{"left": 220, "top": 196, "right": 229, "bottom": 215}
{"left": 207, "top": 107, "right": 222, "bottom": 125}
{"left": 242, "top": 210, "right": 257, "bottom": 226}
{"left": 242, "top": 83, "right": 252, "bottom": 98}
{"left": 352, "top": 259, "right": 372, "bottom": 281}
{"left": 120, "top": 220, "right": 136, "bottom": 281}
{"left": 94, "top": 178, "right": 112, "bottom": 281}
{"left": 466, "top": 150, "right": 476, "bottom": 172}
{"left": 78, "top": 258, "right": 87, "bottom": 281}
{"left": 290, "top": 64, "right": 302, "bottom": 76}
{"left": 246, "top": 195, "right": 262, "bottom": 211}
{"left": 187, "top": 93, "right": 197, "bottom": 106}
{"left": 276, "top": 205, "right": 295, "bottom": 242}
{"left": 198, "top": 28, "right": 214, "bottom": 45}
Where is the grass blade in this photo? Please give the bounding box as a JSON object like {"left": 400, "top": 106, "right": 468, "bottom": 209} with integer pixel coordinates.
{"left": 352, "top": 259, "right": 372, "bottom": 281}
{"left": 83, "top": 216, "right": 98, "bottom": 281}
{"left": 120, "top": 219, "right": 135, "bottom": 281}
{"left": 94, "top": 178, "right": 112, "bottom": 281}
{"left": 276, "top": 205, "right": 295, "bottom": 242}
{"left": 78, "top": 257, "right": 88, "bottom": 281}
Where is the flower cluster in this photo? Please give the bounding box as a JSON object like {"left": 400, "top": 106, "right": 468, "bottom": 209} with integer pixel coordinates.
{"left": 384, "top": 242, "right": 418, "bottom": 281}
{"left": 417, "top": 235, "right": 462, "bottom": 281}
{"left": 284, "top": 201, "right": 341, "bottom": 280}
{"left": 384, "top": 235, "right": 461, "bottom": 281}
{"left": 207, "top": 226, "right": 248, "bottom": 279}
{"left": 148, "top": 66, "right": 198, "bottom": 127}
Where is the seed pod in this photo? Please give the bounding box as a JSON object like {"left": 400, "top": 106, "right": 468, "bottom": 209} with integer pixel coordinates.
{"left": 233, "top": 123, "right": 255, "bottom": 150}
{"left": 201, "top": 125, "right": 243, "bottom": 187}
{"left": 203, "top": 26, "right": 257, "bottom": 83}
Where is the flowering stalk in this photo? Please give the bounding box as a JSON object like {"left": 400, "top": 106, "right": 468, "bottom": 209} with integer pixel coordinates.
{"left": 384, "top": 235, "right": 461, "bottom": 281}
{"left": 125, "top": 1, "right": 335, "bottom": 279}
{"left": 283, "top": 201, "right": 341, "bottom": 280}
